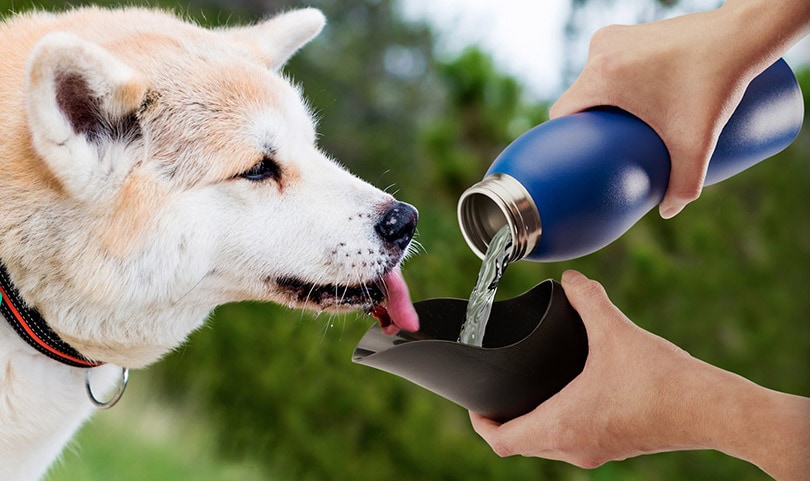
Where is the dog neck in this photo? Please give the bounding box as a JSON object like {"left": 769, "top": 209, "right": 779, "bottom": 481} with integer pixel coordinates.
{"left": 0, "top": 300, "right": 122, "bottom": 480}
{"left": 0, "top": 261, "right": 103, "bottom": 369}
{"left": 0, "top": 328, "right": 121, "bottom": 481}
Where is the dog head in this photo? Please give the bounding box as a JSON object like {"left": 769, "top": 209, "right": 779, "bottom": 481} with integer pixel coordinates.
{"left": 7, "top": 8, "right": 418, "bottom": 366}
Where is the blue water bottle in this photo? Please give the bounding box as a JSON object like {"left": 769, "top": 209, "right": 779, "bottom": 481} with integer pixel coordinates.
{"left": 458, "top": 59, "right": 805, "bottom": 262}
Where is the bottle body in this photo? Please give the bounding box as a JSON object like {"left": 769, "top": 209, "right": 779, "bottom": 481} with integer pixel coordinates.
{"left": 458, "top": 58, "right": 805, "bottom": 262}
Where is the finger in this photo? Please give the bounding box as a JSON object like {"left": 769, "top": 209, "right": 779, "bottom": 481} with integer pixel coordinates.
{"left": 658, "top": 164, "right": 706, "bottom": 219}
{"left": 550, "top": 74, "right": 607, "bottom": 119}
{"left": 561, "top": 270, "right": 629, "bottom": 339}
{"left": 561, "top": 268, "right": 588, "bottom": 285}
{"left": 549, "top": 87, "right": 581, "bottom": 119}
{"left": 658, "top": 138, "right": 713, "bottom": 219}
{"left": 561, "top": 270, "right": 612, "bottom": 319}
{"left": 470, "top": 410, "right": 554, "bottom": 458}
{"left": 469, "top": 411, "right": 500, "bottom": 436}
{"left": 469, "top": 412, "right": 515, "bottom": 456}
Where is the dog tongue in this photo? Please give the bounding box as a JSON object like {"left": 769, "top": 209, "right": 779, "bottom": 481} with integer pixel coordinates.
{"left": 373, "top": 267, "right": 419, "bottom": 335}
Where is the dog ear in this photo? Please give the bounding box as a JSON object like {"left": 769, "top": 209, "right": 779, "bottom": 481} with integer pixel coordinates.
{"left": 25, "top": 32, "right": 147, "bottom": 199}
{"left": 225, "top": 8, "right": 326, "bottom": 70}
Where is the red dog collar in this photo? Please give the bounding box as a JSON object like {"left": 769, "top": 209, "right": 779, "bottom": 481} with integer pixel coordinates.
{"left": 0, "top": 262, "right": 102, "bottom": 368}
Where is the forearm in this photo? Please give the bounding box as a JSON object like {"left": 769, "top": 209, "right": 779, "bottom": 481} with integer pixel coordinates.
{"left": 682, "top": 361, "right": 810, "bottom": 480}
{"left": 721, "top": 0, "right": 810, "bottom": 75}
{"left": 721, "top": 383, "right": 810, "bottom": 480}
{"left": 470, "top": 273, "right": 809, "bottom": 476}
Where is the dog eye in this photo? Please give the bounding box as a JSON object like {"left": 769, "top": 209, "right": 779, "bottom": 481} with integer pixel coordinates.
{"left": 239, "top": 156, "right": 282, "bottom": 182}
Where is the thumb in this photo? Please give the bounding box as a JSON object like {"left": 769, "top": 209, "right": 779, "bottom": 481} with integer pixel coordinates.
{"left": 561, "top": 270, "right": 607, "bottom": 310}
{"left": 561, "top": 270, "right": 622, "bottom": 335}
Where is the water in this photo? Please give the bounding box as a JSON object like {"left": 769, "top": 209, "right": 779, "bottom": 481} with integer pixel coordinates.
{"left": 458, "top": 225, "right": 514, "bottom": 347}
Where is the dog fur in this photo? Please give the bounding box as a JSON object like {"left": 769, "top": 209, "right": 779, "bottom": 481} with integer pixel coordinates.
{"left": 0, "top": 7, "right": 415, "bottom": 480}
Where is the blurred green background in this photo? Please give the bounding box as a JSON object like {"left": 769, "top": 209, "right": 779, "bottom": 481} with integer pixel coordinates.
{"left": 1, "top": 0, "right": 805, "bottom": 479}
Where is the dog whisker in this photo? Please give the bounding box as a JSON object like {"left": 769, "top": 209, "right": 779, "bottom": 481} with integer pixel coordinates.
{"left": 360, "top": 282, "right": 373, "bottom": 306}
{"left": 406, "top": 238, "right": 426, "bottom": 258}
{"left": 169, "top": 272, "right": 209, "bottom": 307}
{"left": 376, "top": 169, "right": 391, "bottom": 185}
{"left": 305, "top": 280, "right": 319, "bottom": 307}
{"left": 319, "top": 315, "right": 332, "bottom": 342}
{"left": 376, "top": 276, "right": 389, "bottom": 300}
{"left": 355, "top": 268, "right": 376, "bottom": 306}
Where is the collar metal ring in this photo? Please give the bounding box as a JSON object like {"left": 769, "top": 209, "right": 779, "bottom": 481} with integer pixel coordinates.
{"left": 86, "top": 367, "right": 129, "bottom": 409}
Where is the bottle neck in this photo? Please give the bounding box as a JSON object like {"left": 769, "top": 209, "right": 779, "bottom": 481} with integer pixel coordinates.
{"left": 457, "top": 173, "right": 541, "bottom": 262}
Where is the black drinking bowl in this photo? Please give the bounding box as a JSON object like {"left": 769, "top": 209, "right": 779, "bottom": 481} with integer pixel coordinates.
{"left": 352, "top": 280, "right": 589, "bottom": 422}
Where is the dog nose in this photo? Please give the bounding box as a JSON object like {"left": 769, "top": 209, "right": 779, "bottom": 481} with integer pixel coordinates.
{"left": 375, "top": 202, "right": 418, "bottom": 251}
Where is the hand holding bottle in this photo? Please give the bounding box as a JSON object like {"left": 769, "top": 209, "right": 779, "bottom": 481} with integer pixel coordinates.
{"left": 550, "top": 0, "right": 810, "bottom": 219}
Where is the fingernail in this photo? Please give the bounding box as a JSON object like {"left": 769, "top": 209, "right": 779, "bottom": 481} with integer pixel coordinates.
{"left": 562, "top": 270, "right": 586, "bottom": 285}
{"left": 659, "top": 204, "right": 683, "bottom": 220}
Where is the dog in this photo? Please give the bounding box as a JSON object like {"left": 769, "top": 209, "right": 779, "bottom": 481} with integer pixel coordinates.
{"left": 0, "top": 7, "right": 420, "bottom": 480}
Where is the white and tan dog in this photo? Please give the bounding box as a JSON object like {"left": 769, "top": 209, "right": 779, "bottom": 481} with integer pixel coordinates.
{"left": 0, "top": 7, "right": 420, "bottom": 480}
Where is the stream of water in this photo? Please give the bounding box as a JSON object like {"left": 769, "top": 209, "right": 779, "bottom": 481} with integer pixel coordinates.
{"left": 457, "top": 225, "right": 514, "bottom": 347}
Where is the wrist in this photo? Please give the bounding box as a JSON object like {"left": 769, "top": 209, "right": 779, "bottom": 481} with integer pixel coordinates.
{"left": 718, "top": 384, "right": 810, "bottom": 481}
{"left": 674, "top": 360, "right": 810, "bottom": 480}
{"left": 653, "top": 358, "right": 744, "bottom": 451}
{"left": 720, "top": 0, "right": 810, "bottom": 74}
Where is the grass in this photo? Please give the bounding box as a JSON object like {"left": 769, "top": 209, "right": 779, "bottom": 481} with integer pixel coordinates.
{"left": 45, "top": 373, "right": 273, "bottom": 481}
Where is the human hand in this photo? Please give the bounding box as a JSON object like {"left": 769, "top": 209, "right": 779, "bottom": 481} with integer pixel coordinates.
{"left": 550, "top": 8, "right": 757, "bottom": 219}
{"left": 470, "top": 270, "right": 711, "bottom": 467}
{"left": 469, "top": 270, "right": 810, "bottom": 480}
{"left": 550, "top": 0, "right": 810, "bottom": 219}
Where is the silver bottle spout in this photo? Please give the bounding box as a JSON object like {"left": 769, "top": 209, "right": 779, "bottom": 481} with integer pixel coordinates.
{"left": 457, "top": 173, "right": 542, "bottom": 262}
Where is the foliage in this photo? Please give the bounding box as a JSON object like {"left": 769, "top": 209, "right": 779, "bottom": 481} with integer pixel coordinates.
{"left": 0, "top": 0, "right": 806, "bottom": 480}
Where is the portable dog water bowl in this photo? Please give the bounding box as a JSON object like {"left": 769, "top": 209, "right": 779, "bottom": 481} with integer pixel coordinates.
{"left": 352, "top": 280, "right": 589, "bottom": 422}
